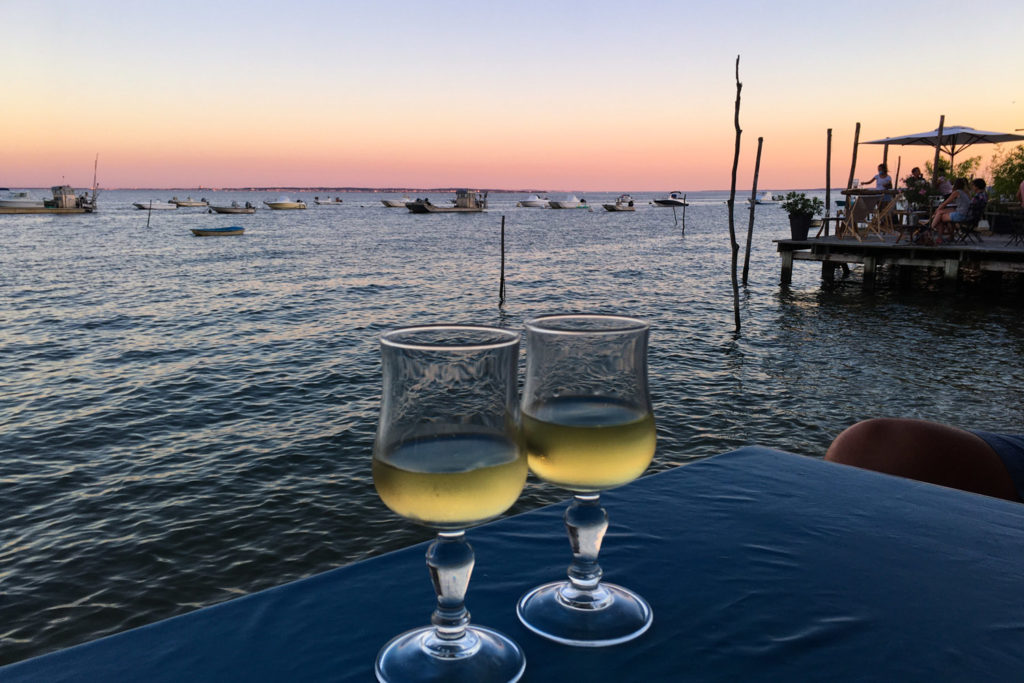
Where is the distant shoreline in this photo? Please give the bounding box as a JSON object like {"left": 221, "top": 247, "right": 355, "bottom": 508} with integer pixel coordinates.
{"left": 6, "top": 186, "right": 841, "bottom": 194}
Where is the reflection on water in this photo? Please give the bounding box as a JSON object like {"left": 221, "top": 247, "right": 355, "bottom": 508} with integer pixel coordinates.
{"left": 1, "top": 190, "right": 1021, "bottom": 664}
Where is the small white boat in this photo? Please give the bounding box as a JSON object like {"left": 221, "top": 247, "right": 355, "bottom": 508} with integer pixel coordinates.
{"left": 191, "top": 226, "right": 245, "bottom": 236}
{"left": 517, "top": 194, "right": 549, "bottom": 208}
{"left": 603, "top": 194, "right": 635, "bottom": 212}
{"left": 652, "top": 191, "right": 688, "bottom": 207}
{"left": 314, "top": 196, "right": 344, "bottom": 205}
{"left": 133, "top": 200, "right": 178, "bottom": 210}
{"left": 170, "top": 196, "right": 209, "bottom": 207}
{"left": 548, "top": 194, "right": 583, "bottom": 209}
{"left": 0, "top": 190, "right": 45, "bottom": 208}
{"left": 264, "top": 196, "right": 307, "bottom": 210}
{"left": 209, "top": 201, "right": 256, "bottom": 214}
{"left": 747, "top": 191, "right": 780, "bottom": 205}
{"left": 382, "top": 195, "right": 412, "bottom": 207}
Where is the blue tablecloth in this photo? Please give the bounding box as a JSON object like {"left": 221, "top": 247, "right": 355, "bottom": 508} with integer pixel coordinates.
{"left": 5, "top": 447, "right": 1024, "bottom": 681}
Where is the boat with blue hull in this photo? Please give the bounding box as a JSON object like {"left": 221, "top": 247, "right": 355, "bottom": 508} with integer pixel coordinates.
{"left": 191, "top": 226, "right": 245, "bottom": 236}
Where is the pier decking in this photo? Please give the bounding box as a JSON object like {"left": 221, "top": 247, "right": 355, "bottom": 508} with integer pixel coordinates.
{"left": 777, "top": 234, "right": 1024, "bottom": 290}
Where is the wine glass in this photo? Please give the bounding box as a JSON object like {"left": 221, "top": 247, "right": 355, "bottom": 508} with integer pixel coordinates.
{"left": 372, "top": 325, "right": 527, "bottom": 683}
{"left": 516, "top": 314, "right": 655, "bottom": 646}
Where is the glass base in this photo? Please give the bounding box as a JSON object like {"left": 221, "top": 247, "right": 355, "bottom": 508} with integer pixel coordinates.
{"left": 375, "top": 625, "right": 525, "bottom": 683}
{"left": 517, "top": 580, "right": 653, "bottom": 647}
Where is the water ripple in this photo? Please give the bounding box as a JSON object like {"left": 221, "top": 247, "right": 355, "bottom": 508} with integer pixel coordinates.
{"left": 1, "top": 190, "right": 1022, "bottom": 665}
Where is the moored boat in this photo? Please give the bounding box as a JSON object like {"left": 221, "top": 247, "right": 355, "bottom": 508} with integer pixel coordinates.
{"left": 209, "top": 201, "right": 256, "bottom": 214}
{"left": 264, "top": 196, "right": 307, "bottom": 210}
{"left": 517, "top": 194, "right": 549, "bottom": 208}
{"left": 382, "top": 195, "right": 412, "bottom": 207}
{"left": 0, "top": 190, "right": 45, "bottom": 209}
{"left": 191, "top": 226, "right": 245, "bottom": 236}
{"left": 0, "top": 185, "right": 98, "bottom": 214}
{"left": 548, "top": 194, "right": 583, "bottom": 209}
{"left": 603, "top": 194, "right": 635, "bottom": 212}
{"left": 406, "top": 189, "right": 487, "bottom": 213}
{"left": 171, "top": 196, "right": 209, "bottom": 207}
{"left": 747, "top": 191, "right": 780, "bottom": 205}
{"left": 652, "top": 191, "right": 688, "bottom": 207}
{"left": 314, "top": 196, "right": 344, "bottom": 205}
{"left": 133, "top": 200, "right": 177, "bottom": 210}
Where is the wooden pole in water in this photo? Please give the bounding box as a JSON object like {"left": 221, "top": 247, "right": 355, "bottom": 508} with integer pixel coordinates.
{"left": 931, "top": 115, "right": 945, "bottom": 188}
{"left": 681, "top": 195, "right": 687, "bottom": 237}
{"left": 146, "top": 201, "right": 152, "bottom": 228}
{"left": 742, "top": 136, "right": 763, "bottom": 285}
{"left": 825, "top": 128, "right": 832, "bottom": 229}
{"left": 845, "top": 122, "right": 861, "bottom": 218}
{"left": 727, "top": 55, "right": 742, "bottom": 333}
{"left": 499, "top": 215, "right": 506, "bottom": 306}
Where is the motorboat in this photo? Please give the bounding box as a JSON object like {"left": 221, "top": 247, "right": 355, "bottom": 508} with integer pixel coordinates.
{"left": 548, "top": 194, "right": 583, "bottom": 209}
{"left": 209, "top": 201, "right": 256, "bottom": 214}
{"left": 314, "top": 196, "right": 344, "bottom": 205}
{"left": 652, "top": 191, "right": 689, "bottom": 207}
{"left": 264, "top": 196, "right": 307, "bottom": 210}
{"left": 747, "top": 191, "right": 780, "bottom": 205}
{"left": 0, "top": 190, "right": 45, "bottom": 208}
{"left": 517, "top": 194, "right": 549, "bottom": 208}
{"left": 170, "top": 196, "right": 209, "bottom": 207}
{"left": 0, "top": 185, "right": 97, "bottom": 214}
{"left": 191, "top": 226, "right": 245, "bottom": 236}
{"left": 603, "top": 194, "right": 636, "bottom": 212}
{"left": 382, "top": 195, "right": 412, "bottom": 207}
{"left": 133, "top": 200, "right": 177, "bottom": 210}
{"left": 406, "top": 189, "right": 487, "bottom": 213}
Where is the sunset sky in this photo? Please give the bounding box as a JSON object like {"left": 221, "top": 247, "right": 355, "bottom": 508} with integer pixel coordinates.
{"left": 4, "top": 0, "right": 1022, "bottom": 191}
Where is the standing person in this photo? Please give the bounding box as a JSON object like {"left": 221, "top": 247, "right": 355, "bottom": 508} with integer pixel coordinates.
{"left": 868, "top": 163, "right": 893, "bottom": 202}
{"left": 908, "top": 167, "right": 925, "bottom": 183}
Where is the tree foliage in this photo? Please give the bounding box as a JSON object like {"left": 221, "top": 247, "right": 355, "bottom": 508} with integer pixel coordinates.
{"left": 989, "top": 144, "right": 1024, "bottom": 200}
{"left": 925, "top": 155, "right": 981, "bottom": 183}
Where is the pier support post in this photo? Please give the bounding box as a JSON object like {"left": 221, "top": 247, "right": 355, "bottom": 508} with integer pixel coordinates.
{"left": 943, "top": 259, "right": 959, "bottom": 290}
{"left": 781, "top": 250, "right": 793, "bottom": 284}
{"left": 821, "top": 260, "right": 835, "bottom": 283}
{"left": 862, "top": 255, "right": 876, "bottom": 291}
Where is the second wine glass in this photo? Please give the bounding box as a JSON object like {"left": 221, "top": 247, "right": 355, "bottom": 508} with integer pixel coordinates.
{"left": 516, "top": 314, "right": 656, "bottom": 647}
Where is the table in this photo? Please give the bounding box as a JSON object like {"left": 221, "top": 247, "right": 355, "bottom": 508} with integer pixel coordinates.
{"left": 5, "top": 447, "right": 1024, "bottom": 681}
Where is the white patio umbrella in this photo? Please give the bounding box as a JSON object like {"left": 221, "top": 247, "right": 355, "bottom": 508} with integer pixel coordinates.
{"left": 864, "top": 125, "right": 1024, "bottom": 170}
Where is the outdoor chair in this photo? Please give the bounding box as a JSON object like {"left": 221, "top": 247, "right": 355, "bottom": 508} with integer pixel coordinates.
{"left": 864, "top": 197, "right": 898, "bottom": 241}
{"left": 839, "top": 195, "right": 879, "bottom": 241}
{"left": 950, "top": 217, "right": 983, "bottom": 244}
{"left": 1006, "top": 211, "right": 1024, "bottom": 247}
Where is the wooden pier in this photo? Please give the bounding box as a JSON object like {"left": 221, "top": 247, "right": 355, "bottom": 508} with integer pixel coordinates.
{"left": 777, "top": 234, "right": 1024, "bottom": 291}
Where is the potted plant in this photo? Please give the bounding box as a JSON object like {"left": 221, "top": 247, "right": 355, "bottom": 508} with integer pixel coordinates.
{"left": 780, "top": 191, "right": 824, "bottom": 240}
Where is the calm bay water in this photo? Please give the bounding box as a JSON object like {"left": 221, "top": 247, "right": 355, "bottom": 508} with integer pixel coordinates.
{"left": 2, "top": 189, "right": 1022, "bottom": 664}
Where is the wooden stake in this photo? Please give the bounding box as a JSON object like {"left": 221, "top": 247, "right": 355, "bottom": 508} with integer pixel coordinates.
{"left": 727, "top": 55, "right": 742, "bottom": 333}
{"left": 845, "top": 122, "right": 861, "bottom": 217}
{"left": 499, "top": 215, "right": 506, "bottom": 306}
{"left": 742, "top": 136, "right": 763, "bottom": 285}
{"left": 825, "top": 128, "right": 832, "bottom": 227}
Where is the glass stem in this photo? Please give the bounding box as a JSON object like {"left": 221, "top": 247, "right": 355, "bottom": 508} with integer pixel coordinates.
{"left": 426, "top": 531, "right": 474, "bottom": 644}
{"left": 560, "top": 493, "right": 613, "bottom": 609}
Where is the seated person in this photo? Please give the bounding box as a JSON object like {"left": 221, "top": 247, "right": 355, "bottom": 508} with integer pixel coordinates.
{"left": 1017, "top": 177, "right": 1024, "bottom": 209}
{"left": 907, "top": 166, "right": 926, "bottom": 183}
{"left": 930, "top": 177, "right": 970, "bottom": 237}
{"left": 937, "top": 175, "right": 953, "bottom": 196}
{"left": 965, "top": 178, "right": 989, "bottom": 223}
{"left": 825, "top": 418, "right": 1024, "bottom": 502}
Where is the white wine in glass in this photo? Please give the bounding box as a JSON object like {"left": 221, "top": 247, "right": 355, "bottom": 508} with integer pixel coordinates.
{"left": 517, "top": 314, "right": 655, "bottom": 647}
{"left": 373, "top": 325, "right": 527, "bottom": 683}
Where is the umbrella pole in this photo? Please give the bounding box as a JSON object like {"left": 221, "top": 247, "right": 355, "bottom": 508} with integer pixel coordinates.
{"left": 931, "top": 115, "right": 945, "bottom": 188}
